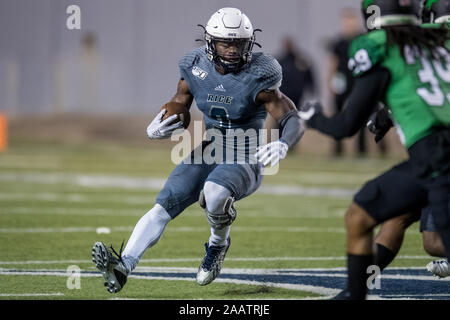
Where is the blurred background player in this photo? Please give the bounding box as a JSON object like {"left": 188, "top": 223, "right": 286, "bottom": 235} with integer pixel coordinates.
{"left": 265, "top": 36, "right": 316, "bottom": 152}
{"left": 278, "top": 36, "right": 316, "bottom": 110}
{"left": 300, "top": 0, "right": 450, "bottom": 299}
{"left": 326, "top": 8, "right": 366, "bottom": 157}
{"left": 91, "top": 7, "right": 304, "bottom": 294}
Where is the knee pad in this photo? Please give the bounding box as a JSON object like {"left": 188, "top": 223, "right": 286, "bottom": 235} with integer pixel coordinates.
{"left": 199, "top": 189, "right": 236, "bottom": 230}
{"left": 202, "top": 181, "right": 231, "bottom": 212}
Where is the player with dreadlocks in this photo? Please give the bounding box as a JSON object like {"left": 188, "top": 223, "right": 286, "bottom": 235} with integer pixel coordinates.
{"left": 300, "top": 0, "right": 450, "bottom": 299}
{"left": 420, "top": 0, "right": 450, "bottom": 279}
{"left": 366, "top": 0, "right": 450, "bottom": 280}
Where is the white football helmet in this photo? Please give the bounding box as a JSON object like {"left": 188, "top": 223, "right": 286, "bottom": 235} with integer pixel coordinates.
{"left": 201, "top": 8, "right": 259, "bottom": 73}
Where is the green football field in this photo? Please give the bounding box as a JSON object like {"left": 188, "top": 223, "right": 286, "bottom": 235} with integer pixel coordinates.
{"left": 0, "top": 138, "right": 434, "bottom": 300}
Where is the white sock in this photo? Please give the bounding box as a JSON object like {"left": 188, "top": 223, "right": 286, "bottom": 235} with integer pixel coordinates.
{"left": 209, "top": 226, "right": 230, "bottom": 247}
{"left": 122, "top": 204, "right": 171, "bottom": 272}
{"left": 203, "top": 181, "right": 232, "bottom": 247}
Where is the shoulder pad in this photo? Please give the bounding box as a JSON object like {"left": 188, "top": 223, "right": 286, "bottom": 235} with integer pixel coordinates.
{"left": 248, "top": 53, "right": 282, "bottom": 90}
{"left": 178, "top": 46, "right": 206, "bottom": 70}
{"left": 348, "top": 30, "right": 386, "bottom": 77}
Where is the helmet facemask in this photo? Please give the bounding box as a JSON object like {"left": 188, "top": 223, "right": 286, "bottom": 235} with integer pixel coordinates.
{"left": 204, "top": 33, "right": 256, "bottom": 74}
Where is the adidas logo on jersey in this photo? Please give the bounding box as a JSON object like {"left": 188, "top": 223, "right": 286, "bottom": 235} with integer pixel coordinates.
{"left": 214, "top": 84, "right": 226, "bottom": 92}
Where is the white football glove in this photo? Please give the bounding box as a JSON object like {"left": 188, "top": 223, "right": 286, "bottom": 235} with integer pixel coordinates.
{"left": 255, "top": 140, "right": 289, "bottom": 167}
{"left": 146, "top": 109, "right": 184, "bottom": 139}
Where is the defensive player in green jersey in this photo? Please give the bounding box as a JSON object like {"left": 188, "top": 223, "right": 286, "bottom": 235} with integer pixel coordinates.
{"left": 349, "top": 9, "right": 450, "bottom": 149}
{"left": 414, "top": 0, "right": 450, "bottom": 280}
{"left": 352, "top": 0, "right": 450, "bottom": 284}
{"left": 300, "top": 0, "right": 450, "bottom": 299}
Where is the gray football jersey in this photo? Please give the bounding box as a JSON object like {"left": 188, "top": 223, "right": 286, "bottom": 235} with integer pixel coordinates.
{"left": 178, "top": 45, "right": 282, "bottom": 163}
{"left": 179, "top": 45, "right": 282, "bottom": 131}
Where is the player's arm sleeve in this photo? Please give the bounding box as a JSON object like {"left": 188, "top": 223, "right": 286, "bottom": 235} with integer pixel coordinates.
{"left": 278, "top": 109, "right": 304, "bottom": 148}
{"left": 308, "top": 67, "right": 391, "bottom": 139}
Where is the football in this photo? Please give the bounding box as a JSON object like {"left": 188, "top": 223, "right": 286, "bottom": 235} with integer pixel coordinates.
{"left": 160, "top": 101, "right": 191, "bottom": 129}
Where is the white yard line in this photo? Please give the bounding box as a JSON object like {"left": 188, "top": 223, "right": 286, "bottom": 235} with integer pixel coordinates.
{"left": 0, "top": 256, "right": 433, "bottom": 266}
{"left": 0, "top": 206, "right": 346, "bottom": 219}
{"left": 0, "top": 192, "right": 153, "bottom": 205}
{"left": 0, "top": 226, "right": 131, "bottom": 233}
{"left": 0, "top": 268, "right": 339, "bottom": 296}
{"left": 0, "top": 172, "right": 167, "bottom": 190}
{"left": 0, "top": 259, "right": 90, "bottom": 265}
{"left": 2, "top": 266, "right": 446, "bottom": 298}
{"left": 0, "top": 292, "right": 64, "bottom": 297}
{"left": 0, "top": 164, "right": 372, "bottom": 184}
{"left": 0, "top": 224, "right": 421, "bottom": 235}
{"left": 0, "top": 172, "right": 355, "bottom": 198}
{"left": 140, "top": 255, "right": 427, "bottom": 262}
{"left": 257, "top": 185, "right": 354, "bottom": 198}
{"left": 0, "top": 225, "right": 349, "bottom": 234}
{"left": 0, "top": 207, "right": 146, "bottom": 216}
{"left": 119, "top": 266, "right": 450, "bottom": 282}
{"left": 0, "top": 270, "right": 99, "bottom": 278}
{"left": 259, "top": 271, "right": 450, "bottom": 282}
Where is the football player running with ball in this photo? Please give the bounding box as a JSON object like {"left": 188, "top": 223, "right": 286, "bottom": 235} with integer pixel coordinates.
{"left": 300, "top": 0, "right": 450, "bottom": 299}
{"left": 92, "top": 8, "right": 304, "bottom": 294}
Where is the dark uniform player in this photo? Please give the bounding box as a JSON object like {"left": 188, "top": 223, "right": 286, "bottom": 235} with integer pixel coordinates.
{"left": 91, "top": 7, "right": 304, "bottom": 294}
{"left": 366, "top": 0, "right": 450, "bottom": 279}
{"left": 420, "top": 0, "right": 450, "bottom": 279}
{"left": 327, "top": 8, "right": 365, "bottom": 156}
{"left": 300, "top": 0, "right": 450, "bottom": 299}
